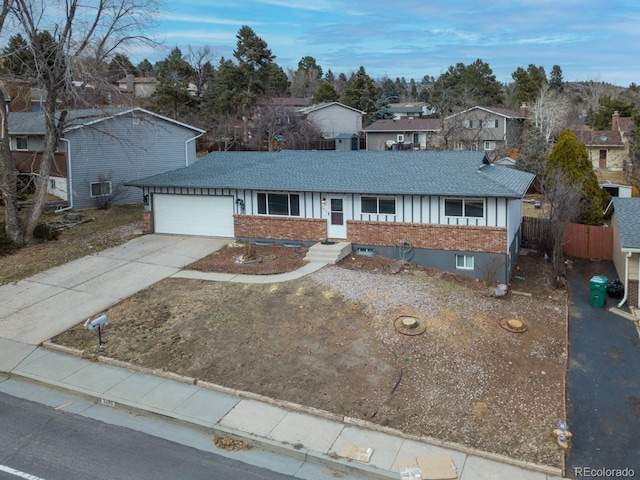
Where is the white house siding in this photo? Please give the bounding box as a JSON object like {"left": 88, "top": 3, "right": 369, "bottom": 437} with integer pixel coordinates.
{"left": 144, "top": 188, "right": 511, "bottom": 230}
{"left": 68, "top": 114, "right": 200, "bottom": 209}
{"left": 47, "top": 175, "right": 69, "bottom": 201}
{"left": 308, "top": 105, "right": 363, "bottom": 138}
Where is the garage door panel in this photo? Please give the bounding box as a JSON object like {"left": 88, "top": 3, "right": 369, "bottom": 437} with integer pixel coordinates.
{"left": 154, "top": 194, "right": 234, "bottom": 237}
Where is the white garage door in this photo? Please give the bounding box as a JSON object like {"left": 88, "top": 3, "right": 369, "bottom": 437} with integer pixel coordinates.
{"left": 154, "top": 194, "right": 234, "bottom": 237}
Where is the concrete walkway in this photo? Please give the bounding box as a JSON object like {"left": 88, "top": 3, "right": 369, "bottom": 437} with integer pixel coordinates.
{"left": 0, "top": 235, "right": 565, "bottom": 480}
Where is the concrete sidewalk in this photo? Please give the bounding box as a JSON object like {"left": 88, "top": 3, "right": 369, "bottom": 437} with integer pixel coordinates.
{"left": 0, "top": 234, "right": 565, "bottom": 479}
{"left": 3, "top": 345, "right": 564, "bottom": 480}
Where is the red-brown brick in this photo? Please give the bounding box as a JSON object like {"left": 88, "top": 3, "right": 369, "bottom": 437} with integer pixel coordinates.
{"left": 142, "top": 209, "right": 152, "bottom": 233}
{"left": 234, "top": 215, "right": 326, "bottom": 242}
{"left": 347, "top": 221, "right": 507, "bottom": 254}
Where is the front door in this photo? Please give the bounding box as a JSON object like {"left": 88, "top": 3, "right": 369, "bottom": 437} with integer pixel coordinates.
{"left": 326, "top": 196, "right": 347, "bottom": 239}
{"left": 599, "top": 149, "right": 607, "bottom": 169}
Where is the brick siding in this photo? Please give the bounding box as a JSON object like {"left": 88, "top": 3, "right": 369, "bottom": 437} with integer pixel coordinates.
{"left": 142, "top": 209, "right": 152, "bottom": 233}
{"left": 347, "top": 220, "right": 507, "bottom": 254}
{"left": 234, "top": 215, "right": 326, "bottom": 242}
{"left": 629, "top": 280, "right": 639, "bottom": 308}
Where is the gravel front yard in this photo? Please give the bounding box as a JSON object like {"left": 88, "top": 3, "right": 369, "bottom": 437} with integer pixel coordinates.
{"left": 53, "top": 245, "right": 567, "bottom": 468}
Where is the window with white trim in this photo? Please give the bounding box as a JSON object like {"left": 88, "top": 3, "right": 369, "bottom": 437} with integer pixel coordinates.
{"left": 397, "top": 134, "right": 404, "bottom": 143}
{"left": 90, "top": 181, "right": 112, "bottom": 197}
{"left": 484, "top": 141, "right": 496, "bottom": 151}
{"left": 15, "top": 136, "right": 28, "bottom": 150}
{"left": 444, "top": 198, "right": 484, "bottom": 218}
{"left": 361, "top": 196, "right": 396, "bottom": 215}
{"left": 257, "top": 192, "right": 300, "bottom": 216}
{"left": 484, "top": 119, "right": 498, "bottom": 128}
{"left": 455, "top": 254, "right": 474, "bottom": 270}
{"left": 463, "top": 119, "right": 473, "bottom": 128}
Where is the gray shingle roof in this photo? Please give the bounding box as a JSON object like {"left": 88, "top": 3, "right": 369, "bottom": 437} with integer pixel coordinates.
{"left": 8, "top": 107, "right": 204, "bottom": 135}
{"left": 613, "top": 198, "right": 640, "bottom": 249}
{"left": 364, "top": 118, "right": 440, "bottom": 132}
{"left": 127, "top": 150, "right": 534, "bottom": 198}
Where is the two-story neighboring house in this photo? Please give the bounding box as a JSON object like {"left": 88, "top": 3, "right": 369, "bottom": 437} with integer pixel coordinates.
{"left": 388, "top": 102, "right": 434, "bottom": 119}
{"left": 572, "top": 129, "right": 627, "bottom": 171}
{"left": 364, "top": 118, "right": 441, "bottom": 150}
{"left": 568, "top": 111, "right": 633, "bottom": 173}
{"left": 9, "top": 107, "right": 205, "bottom": 210}
{"left": 297, "top": 102, "right": 365, "bottom": 139}
{"left": 443, "top": 106, "right": 525, "bottom": 155}
{"left": 117, "top": 74, "right": 158, "bottom": 98}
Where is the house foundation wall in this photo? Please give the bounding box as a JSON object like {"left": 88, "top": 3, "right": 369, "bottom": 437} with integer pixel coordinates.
{"left": 354, "top": 244, "right": 507, "bottom": 283}
{"left": 234, "top": 215, "right": 326, "bottom": 242}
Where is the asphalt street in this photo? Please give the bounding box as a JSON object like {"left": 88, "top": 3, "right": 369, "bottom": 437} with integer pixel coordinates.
{"left": 0, "top": 391, "right": 301, "bottom": 480}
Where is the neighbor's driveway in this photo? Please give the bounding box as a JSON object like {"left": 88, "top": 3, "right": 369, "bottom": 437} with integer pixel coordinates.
{"left": 0, "top": 235, "right": 230, "bottom": 346}
{"left": 566, "top": 258, "right": 640, "bottom": 477}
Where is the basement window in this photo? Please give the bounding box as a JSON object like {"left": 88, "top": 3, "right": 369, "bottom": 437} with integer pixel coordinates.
{"left": 455, "top": 254, "right": 474, "bottom": 270}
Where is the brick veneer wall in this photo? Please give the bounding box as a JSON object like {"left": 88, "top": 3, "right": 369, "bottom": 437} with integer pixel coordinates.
{"left": 347, "top": 220, "right": 507, "bottom": 254}
{"left": 629, "top": 280, "right": 639, "bottom": 308}
{"left": 142, "top": 209, "right": 152, "bottom": 233}
{"left": 234, "top": 215, "right": 326, "bottom": 242}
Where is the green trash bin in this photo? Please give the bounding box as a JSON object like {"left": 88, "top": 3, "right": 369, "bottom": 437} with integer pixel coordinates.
{"left": 589, "top": 275, "right": 608, "bottom": 308}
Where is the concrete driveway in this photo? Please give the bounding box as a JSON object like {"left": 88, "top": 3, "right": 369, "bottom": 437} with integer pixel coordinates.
{"left": 566, "top": 258, "right": 640, "bottom": 477}
{"left": 0, "top": 235, "right": 230, "bottom": 347}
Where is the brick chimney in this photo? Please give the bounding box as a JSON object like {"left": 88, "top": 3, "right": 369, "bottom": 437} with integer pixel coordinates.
{"left": 126, "top": 74, "right": 135, "bottom": 94}
{"left": 520, "top": 102, "right": 528, "bottom": 117}
{"left": 612, "top": 110, "right": 620, "bottom": 131}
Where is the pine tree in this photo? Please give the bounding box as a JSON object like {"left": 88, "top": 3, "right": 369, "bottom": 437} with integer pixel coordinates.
{"left": 546, "top": 129, "right": 607, "bottom": 225}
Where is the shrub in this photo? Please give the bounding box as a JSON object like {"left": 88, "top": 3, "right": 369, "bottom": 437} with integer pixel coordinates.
{"left": 33, "top": 223, "right": 60, "bottom": 241}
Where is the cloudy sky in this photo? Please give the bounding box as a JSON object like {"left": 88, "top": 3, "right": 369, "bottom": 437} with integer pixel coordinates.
{"left": 142, "top": 0, "right": 639, "bottom": 86}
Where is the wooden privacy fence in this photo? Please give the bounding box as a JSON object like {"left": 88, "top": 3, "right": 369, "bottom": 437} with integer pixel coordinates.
{"left": 521, "top": 216, "right": 613, "bottom": 260}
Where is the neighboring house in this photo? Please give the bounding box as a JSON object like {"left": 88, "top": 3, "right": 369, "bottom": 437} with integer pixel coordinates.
{"left": 388, "top": 102, "right": 434, "bottom": 119}
{"left": 611, "top": 197, "right": 640, "bottom": 308}
{"left": 127, "top": 150, "right": 535, "bottom": 283}
{"left": 117, "top": 74, "right": 158, "bottom": 98}
{"left": 572, "top": 129, "right": 627, "bottom": 171}
{"left": 364, "top": 118, "right": 441, "bottom": 151}
{"left": 9, "top": 107, "right": 205, "bottom": 210}
{"left": 443, "top": 106, "right": 525, "bottom": 153}
{"left": 297, "top": 102, "right": 365, "bottom": 138}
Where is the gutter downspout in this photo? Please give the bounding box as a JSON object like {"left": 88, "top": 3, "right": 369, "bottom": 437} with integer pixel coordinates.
{"left": 55, "top": 138, "right": 73, "bottom": 213}
{"left": 185, "top": 132, "right": 205, "bottom": 167}
{"left": 617, "top": 251, "right": 632, "bottom": 308}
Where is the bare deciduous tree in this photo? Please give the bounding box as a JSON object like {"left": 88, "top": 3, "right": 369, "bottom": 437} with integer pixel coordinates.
{"left": 529, "top": 84, "right": 570, "bottom": 142}
{"left": 543, "top": 169, "right": 584, "bottom": 286}
{"left": 0, "top": 0, "right": 161, "bottom": 244}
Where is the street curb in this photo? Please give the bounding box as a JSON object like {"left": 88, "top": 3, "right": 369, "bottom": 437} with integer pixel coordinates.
{"left": 38, "top": 342, "right": 564, "bottom": 478}
{"left": 7, "top": 367, "right": 396, "bottom": 480}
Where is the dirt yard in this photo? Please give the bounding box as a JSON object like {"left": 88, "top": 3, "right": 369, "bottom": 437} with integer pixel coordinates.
{"left": 53, "top": 242, "right": 567, "bottom": 468}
